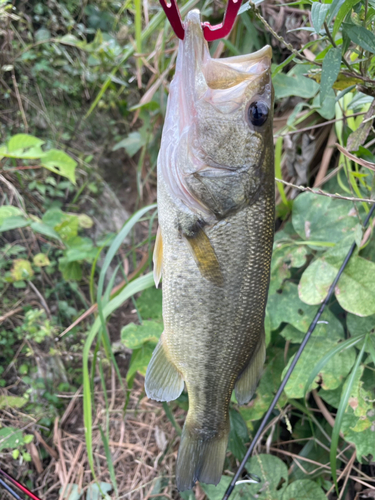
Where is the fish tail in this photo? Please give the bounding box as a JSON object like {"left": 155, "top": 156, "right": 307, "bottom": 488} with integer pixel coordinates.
{"left": 176, "top": 420, "right": 229, "bottom": 491}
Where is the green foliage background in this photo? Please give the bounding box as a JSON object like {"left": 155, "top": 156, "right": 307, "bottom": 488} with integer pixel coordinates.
{"left": 0, "top": 0, "right": 375, "bottom": 498}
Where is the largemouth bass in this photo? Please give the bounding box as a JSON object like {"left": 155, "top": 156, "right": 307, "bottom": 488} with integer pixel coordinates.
{"left": 145, "top": 10, "right": 274, "bottom": 491}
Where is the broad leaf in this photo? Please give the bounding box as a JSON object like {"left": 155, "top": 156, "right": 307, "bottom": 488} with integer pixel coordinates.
{"left": 11, "top": 259, "right": 34, "bottom": 281}
{"left": 282, "top": 337, "right": 356, "bottom": 398}
{"left": 41, "top": 149, "right": 77, "bottom": 184}
{"left": 320, "top": 47, "right": 342, "bottom": 105}
{"left": 299, "top": 248, "right": 375, "bottom": 316}
{"left": 268, "top": 282, "right": 344, "bottom": 340}
{"left": 273, "top": 70, "right": 319, "bottom": 99}
{"left": 343, "top": 23, "right": 375, "bottom": 53}
{"left": 121, "top": 320, "right": 163, "bottom": 350}
{"left": 246, "top": 454, "right": 288, "bottom": 499}
{"left": 292, "top": 192, "right": 359, "bottom": 247}
{"left": 0, "top": 395, "right": 27, "bottom": 410}
{"left": 0, "top": 427, "right": 23, "bottom": 451}
{"left": 228, "top": 409, "right": 248, "bottom": 460}
{"left": 112, "top": 131, "right": 147, "bottom": 157}
{"left": 127, "top": 343, "right": 155, "bottom": 380}
{"left": 136, "top": 287, "right": 163, "bottom": 320}
{"left": 333, "top": 0, "right": 361, "bottom": 37}
{"left": 311, "top": 3, "right": 330, "bottom": 34}
{"left": 282, "top": 479, "right": 326, "bottom": 500}
{"left": 0, "top": 206, "right": 23, "bottom": 223}
{"left": 0, "top": 217, "right": 29, "bottom": 232}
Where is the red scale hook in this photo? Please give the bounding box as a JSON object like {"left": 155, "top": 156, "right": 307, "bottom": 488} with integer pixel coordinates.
{"left": 159, "top": 0, "right": 243, "bottom": 41}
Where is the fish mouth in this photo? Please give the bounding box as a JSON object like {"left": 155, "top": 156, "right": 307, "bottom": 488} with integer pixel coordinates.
{"left": 182, "top": 10, "right": 271, "bottom": 91}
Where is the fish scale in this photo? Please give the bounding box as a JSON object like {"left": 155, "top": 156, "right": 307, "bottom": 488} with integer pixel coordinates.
{"left": 145, "top": 9, "right": 275, "bottom": 491}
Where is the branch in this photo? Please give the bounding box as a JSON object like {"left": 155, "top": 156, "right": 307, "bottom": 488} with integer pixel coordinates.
{"left": 275, "top": 178, "right": 375, "bottom": 204}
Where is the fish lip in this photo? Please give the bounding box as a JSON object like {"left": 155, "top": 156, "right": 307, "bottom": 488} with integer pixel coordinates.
{"left": 222, "top": 45, "right": 272, "bottom": 65}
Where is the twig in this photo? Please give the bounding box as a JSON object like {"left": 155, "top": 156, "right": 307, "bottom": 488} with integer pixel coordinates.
{"left": 11, "top": 68, "right": 28, "bottom": 132}
{"left": 28, "top": 281, "right": 51, "bottom": 317}
{"left": 0, "top": 307, "right": 23, "bottom": 324}
{"left": 274, "top": 111, "right": 368, "bottom": 138}
{"left": 275, "top": 178, "right": 375, "bottom": 204}
{"left": 248, "top": 2, "right": 315, "bottom": 65}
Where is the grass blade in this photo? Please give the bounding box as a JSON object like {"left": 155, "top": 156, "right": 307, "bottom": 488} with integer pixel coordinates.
{"left": 83, "top": 272, "right": 154, "bottom": 477}
{"left": 303, "top": 334, "right": 366, "bottom": 396}
{"left": 330, "top": 336, "right": 368, "bottom": 492}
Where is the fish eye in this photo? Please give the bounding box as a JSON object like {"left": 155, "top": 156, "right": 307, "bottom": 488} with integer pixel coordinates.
{"left": 247, "top": 101, "right": 269, "bottom": 127}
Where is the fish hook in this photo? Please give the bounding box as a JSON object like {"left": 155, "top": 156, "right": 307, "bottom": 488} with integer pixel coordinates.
{"left": 159, "top": 0, "right": 243, "bottom": 41}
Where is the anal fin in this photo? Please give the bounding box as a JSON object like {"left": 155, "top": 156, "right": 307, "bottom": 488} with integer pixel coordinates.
{"left": 153, "top": 226, "right": 163, "bottom": 288}
{"left": 235, "top": 332, "right": 266, "bottom": 405}
{"left": 145, "top": 336, "right": 184, "bottom": 402}
{"left": 184, "top": 225, "right": 223, "bottom": 287}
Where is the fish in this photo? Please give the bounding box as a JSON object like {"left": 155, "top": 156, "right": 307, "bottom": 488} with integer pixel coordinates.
{"left": 145, "top": 9, "right": 274, "bottom": 491}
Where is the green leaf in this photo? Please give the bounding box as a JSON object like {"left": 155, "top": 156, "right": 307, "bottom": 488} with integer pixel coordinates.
{"left": 333, "top": 0, "right": 361, "bottom": 37}
{"left": 303, "top": 334, "right": 365, "bottom": 396}
{"left": 112, "top": 131, "right": 147, "bottom": 156}
{"left": 342, "top": 23, "right": 375, "bottom": 53}
{"left": 273, "top": 70, "right": 319, "bottom": 100}
{"left": 58, "top": 259, "right": 82, "bottom": 281}
{"left": 292, "top": 192, "right": 359, "bottom": 247}
{"left": 246, "top": 454, "right": 288, "bottom": 499}
{"left": 347, "top": 313, "right": 375, "bottom": 336}
{"left": 77, "top": 214, "right": 94, "bottom": 229}
{"left": 11, "top": 259, "right": 34, "bottom": 281}
{"left": 327, "top": 0, "right": 347, "bottom": 25}
{"left": 59, "top": 484, "right": 83, "bottom": 500}
{"left": 41, "top": 149, "right": 77, "bottom": 184}
{"left": 30, "top": 222, "right": 61, "bottom": 240}
{"left": 268, "top": 282, "right": 344, "bottom": 340}
{"left": 320, "top": 47, "right": 342, "bottom": 105}
{"left": 33, "top": 253, "right": 50, "bottom": 267}
{"left": 0, "top": 427, "right": 23, "bottom": 451}
{"left": 330, "top": 338, "right": 367, "bottom": 490}
{"left": 292, "top": 193, "right": 358, "bottom": 249}
{"left": 200, "top": 476, "right": 251, "bottom": 500}
{"left": 55, "top": 215, "right": 79, "bottom": 241}
{"left": 0, "top": 395, "right": 27, "bottom": 410}
{"left": 270, "top": 244, "right": 308, "bottom": 294}
{"left": 127, "top": 342, "right": 155, "bottom": 380}
{"left": 121, "top": 320, "right": 163, "bottom": 349}
{"left": 86, "top": 482, "right": 112, "bottom": 500}
{"left": 0, "top": 206, "right": 23, "bottom": 224}
{"left": 0, "top": 216, "right": 29, "bottom": 232}
{"left": 299, "top": 250, "right": 375, "bottom": 316}
{"left": 283, "top": 337, "right": 356, "bottom": 398}
{"left": 228, "top": 409, "right": 248, "bottom": 460}
{"left": 136, "top": 287, "right": 163, "bottom": 320}
{"left": 6, "top": 134, "right": 44, "bottom": 154}
{"left": 341, "top": 407, "right": 375, "bottom": 459}
{"left": 282, "top": 479, "right": 326, "bottom": 500}
{"left": 311, "top": 2, "right": 330, "bottom": 34}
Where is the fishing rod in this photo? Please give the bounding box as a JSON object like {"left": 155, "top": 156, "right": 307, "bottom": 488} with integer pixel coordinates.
{"left": 222, "top": 203, "right": 375, "bottom": 500}
{"left": 0, "top": 467, "right": 42, "bottom": 500}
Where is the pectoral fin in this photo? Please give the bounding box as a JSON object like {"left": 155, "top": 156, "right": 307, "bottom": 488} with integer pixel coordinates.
{"left": 153, "top": 226, "right": 163, "bottom": 288}
{"left": 235, "top": 332, "right": 266, "bottom": 405}
{"left": 184, "top": 226, "right": 223, "bottom": 287}
{"left": 145, "top": 336, "right": 184, "bottom": 402}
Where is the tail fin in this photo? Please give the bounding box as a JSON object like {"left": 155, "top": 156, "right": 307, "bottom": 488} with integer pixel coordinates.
{"left": 176, "top": 422, "right": 229, "bottom": 491}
